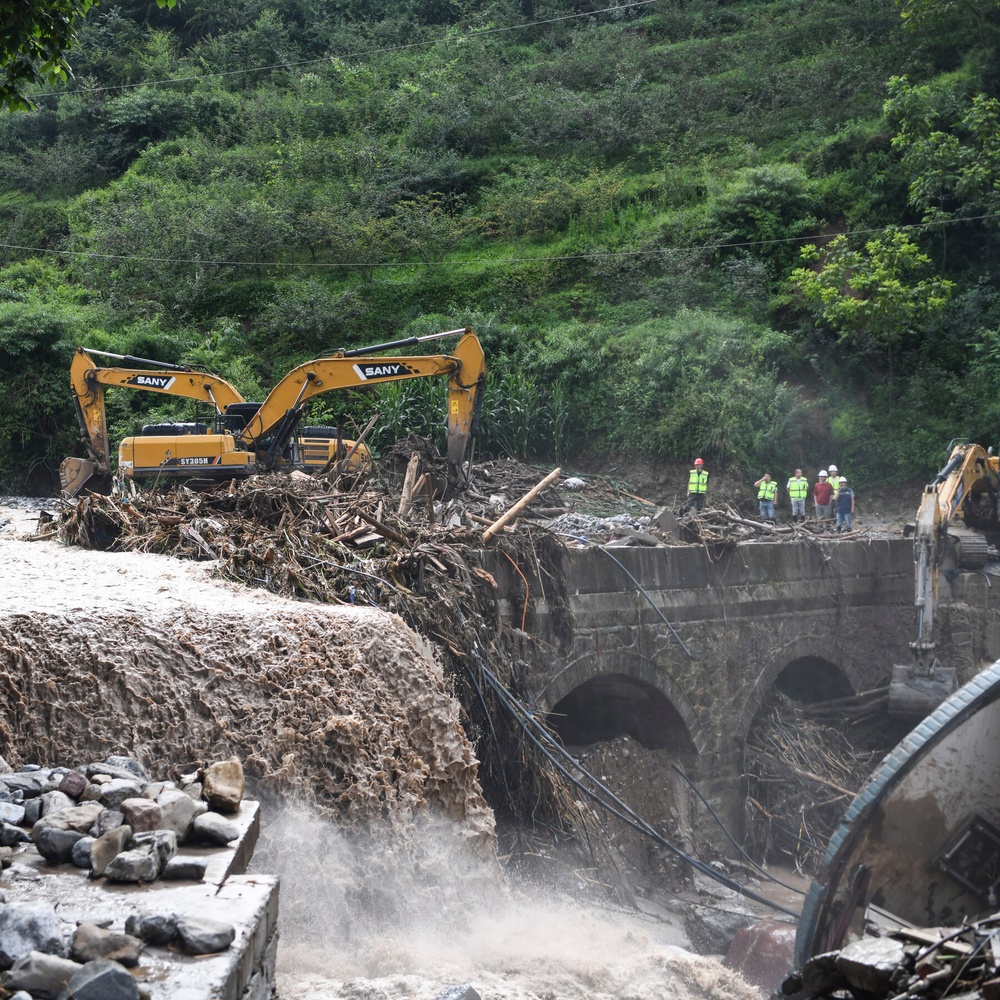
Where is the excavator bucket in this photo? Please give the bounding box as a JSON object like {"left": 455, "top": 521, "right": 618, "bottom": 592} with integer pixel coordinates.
{"left": 58, "top": 457, "right": 111, "bottom": 498}
{"left": 888, "top": 661, "right": 957, "bottom": 719}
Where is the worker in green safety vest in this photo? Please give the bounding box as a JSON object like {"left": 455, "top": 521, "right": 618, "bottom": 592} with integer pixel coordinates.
{"left": 786, "top": 468, "right": 808, "bottom": 524}
{"left": 682, "top": 457, "right": 709, "bottom": 513}
{"left": 754, "top": 472, "right": 778, "bottom": 523}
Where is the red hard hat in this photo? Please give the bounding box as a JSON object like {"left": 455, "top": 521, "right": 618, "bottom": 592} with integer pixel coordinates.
{"left": 694, "top": 458, "right": 704, "bottom": 465}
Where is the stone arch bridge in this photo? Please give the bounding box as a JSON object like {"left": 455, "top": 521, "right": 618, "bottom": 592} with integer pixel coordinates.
{"left": 488, "top": 537, "right": 1000, "bottom": 847}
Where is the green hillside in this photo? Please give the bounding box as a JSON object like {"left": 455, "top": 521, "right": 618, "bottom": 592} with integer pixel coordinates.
{"left": 1, "top": 0, "right": 998, "bottom": 492}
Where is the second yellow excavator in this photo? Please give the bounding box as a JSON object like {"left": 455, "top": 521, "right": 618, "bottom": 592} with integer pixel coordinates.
{"left": 62, "top": 327, "right": 486, "bottom": 497}
{"left": 890, "top": 441, "right": 1000, "bottom": 717}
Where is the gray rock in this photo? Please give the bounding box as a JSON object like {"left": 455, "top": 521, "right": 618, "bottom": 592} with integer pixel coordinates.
{"left": 0, "top": 756, "right": 11, "bottom": 775}
{"left": 837, "top": 936, "right": 907, "bottom": 994}
{"left": 84, "top": 761, "right": 144, "bottom": 784}
{"left": 162, "top": 856, "right": 207, "bottom": 881}
{"left": 71, "top": 923, "right": 143, "bottom": 967}
{"left": 34, "top": 827, "right": 85, "bottom": 864}
{"left": 0, "top": 822, "right": 29, "bottom": 847}
{"left": 94, "top": 808, "right": 124, "bottom": 837}
{"left": 156, "top": 789, "right": 206, "bottom": 841}
{"left": 142, "top": 781, "right": 167, "bottom": 800}
{"left": 1, "top": 951, "right": 82, "bottom": 999}
{"left": 57, "top": 957, "right": 139, "bottom": 1000}
{"left": 40, "top": 791, "right": 75, "bottom": 816}
{"left": 0, "top": 787, "right": 10, "bottom": 802}
{"left": 190, "top": 811, "right": 238, "bottom": 846}
{"left": 684, "top": 904, "right": 757, "bottom": 956}
{"left": 174, "top": 916, "right": 235, "bottom": 955}
{"left": 32, "top": 802, "right": 104, "bottom": 836}
{"left": 0, "top": 802, "right": 25, "bottom": 826}
{"left": 89, "top": 825, "right": 131, "bottom": 878}
{"left": 104, "top": 846, "right": 158, "bottom": 883}
{"left": 182, "top": 780, "right": 203, "bottom": 801}
{"left": 119, "top": 798, "right": 161, "bottom": 834}
{"left": 104, "top": 756, "right": 149, "bottom": 783}
{"left": 21, "top": 798, "right": 41, "bottom": 826}
{"left": 0, "top": 774, "right": 46, "bottom": 798}
{"left": 57, "top": 772, "right": 88, "bottom": 800}
{"left": 0, "top": 846, "right": 13, "bottom": 869}
{"left": 433, "top": 985, "right": 482, "bottom": 1000}
{"left": 124, "top": 913, "right": 177, "bottom": 946}
{"left": 0, "top": 901, "right": 67, "bottom": 968}
{"left": 131, "top": 830, "right": 177, "bottom": 874}
{"left": 16, "top": 765, "right": 42, "bottom": 771}
{"left": 78, "top": 784, "right": 102, "bottom": 802}
{"left": 71, "top": 836, "right": 95, "bottom": 869}
{"left": 7, "top": 991, "right": 32, "bottom": 1000}
{"left": 799, "top": 951, "right": 847, "bottom": 995}
{"left": 202, "top": 757, "right": 244, "bottom": 812}
{"left": 98, "top": 779, "right": 143, "bottom": 809}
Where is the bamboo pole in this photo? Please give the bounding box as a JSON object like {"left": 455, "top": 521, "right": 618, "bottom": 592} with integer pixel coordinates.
{"left": 482, "top": 467, "right": 561, "bottom": 544}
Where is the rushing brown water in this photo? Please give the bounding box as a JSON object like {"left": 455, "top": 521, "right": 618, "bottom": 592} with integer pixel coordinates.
{"left": 0, "top": 502, "right": 766, "bottom": 1000}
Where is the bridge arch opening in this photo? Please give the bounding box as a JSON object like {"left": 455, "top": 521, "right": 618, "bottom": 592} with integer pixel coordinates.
{"left": 773, "top": 655, "right": 853, "bottom": 704}
{"left": 547, "top": 673, "right": 697, "bottom": 752}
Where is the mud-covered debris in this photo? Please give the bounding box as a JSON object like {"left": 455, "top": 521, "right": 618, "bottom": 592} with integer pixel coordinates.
{"left": 743, "top": 694, "right": 883, "bottom": 873}
{"left": 784, "top": 912, "right": 1000, "bottom": 1000}
{"left": 677, "top": 506, "right": 872, "bottom": 546}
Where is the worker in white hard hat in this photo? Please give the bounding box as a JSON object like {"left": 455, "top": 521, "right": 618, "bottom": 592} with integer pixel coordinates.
{"left": 835, "top": 475, "right": 855, "bottom": 533}
{"left": 814, "top": 469, "right": 833, "bottom": 520}
{"left": 827, "top": 464, "right": 841, "bottom": 513}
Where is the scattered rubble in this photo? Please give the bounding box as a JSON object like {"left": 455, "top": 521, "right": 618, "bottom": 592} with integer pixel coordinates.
{"left": 784, "top": 913, "right": 1000, "bottom": 1000}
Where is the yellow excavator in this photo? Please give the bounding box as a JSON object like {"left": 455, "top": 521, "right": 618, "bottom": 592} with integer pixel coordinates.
{"left": 62, "top": 327, "right": 486, "bottom": 496}
{"left": 890, "top": 441, "right": 1000, "bottom": 717}
{"left": 60, "top": 347, "right": 369, "bottom": 496}
{"left": 60, "top": 348, "right": 247, "bottom": 496}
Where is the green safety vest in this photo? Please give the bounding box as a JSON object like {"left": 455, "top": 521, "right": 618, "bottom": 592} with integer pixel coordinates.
{"left": 786, "top": 477, "right": 808, "bottom": 500}
{"left": 688, "top": 469, "right": 709, "bottom": 494}
{"left": 758, "top": 480, "right": 778, "bottom": 501}
{"left": 828, "top": 474, "right": 841, "bottom": 494}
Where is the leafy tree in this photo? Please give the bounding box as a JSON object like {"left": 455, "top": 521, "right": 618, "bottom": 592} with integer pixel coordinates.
{"left": 884, "top": 76, "right": 1000, "bottom": 225}
{"left": 1, "top": 0, "right": 175, "bottom": 111}
{"left": 791, "top": 230, "right": 955, "bottom": 404}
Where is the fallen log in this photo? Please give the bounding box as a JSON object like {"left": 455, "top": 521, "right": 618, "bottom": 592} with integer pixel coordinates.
{"left": 482, "top": 468, "right": 562, "bottom": 544}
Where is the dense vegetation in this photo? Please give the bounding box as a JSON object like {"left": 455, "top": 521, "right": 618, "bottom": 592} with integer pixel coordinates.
{"left": 2, "top": 0, "right": 999, "bottom": 492}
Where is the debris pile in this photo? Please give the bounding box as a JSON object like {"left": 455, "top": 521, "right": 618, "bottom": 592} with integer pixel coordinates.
{"left": 784, "top": 914, "right": 1000, "bottom": 1000}
{"left": 743, "top": 696, "right": 883, "bottom": 873}
{"left": 676, "top": 507, "right": 870, "bottom": 546}
{"left": 52, "top": 460, "right": 604, "bottom": 890}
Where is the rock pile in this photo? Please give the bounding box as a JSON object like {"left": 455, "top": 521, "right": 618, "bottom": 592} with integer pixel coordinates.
{"left": 0, "top": 752, "right": 246, "bottom": 1000}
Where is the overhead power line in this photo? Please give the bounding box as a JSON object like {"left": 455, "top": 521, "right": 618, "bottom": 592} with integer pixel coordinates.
{"left": 1, "top": 215, "right": 996, "bottom": 273}
{"left": 29, "top": 0, "right": 662, "bottom": 102}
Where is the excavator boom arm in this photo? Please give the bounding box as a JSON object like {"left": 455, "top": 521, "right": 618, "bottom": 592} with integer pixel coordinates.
{"left": 241, "top": 330, "right": 487, "bottom": 482}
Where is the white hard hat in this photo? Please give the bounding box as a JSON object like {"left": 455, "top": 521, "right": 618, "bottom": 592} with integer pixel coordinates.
{"left": 839, "top": 475, "right": 846, "bottom": 482}
{"left": 819, "top": 470, "right": 827, "bottom": 477}
{"left": 829, "top": 464, "right": 838, "bottom": 471}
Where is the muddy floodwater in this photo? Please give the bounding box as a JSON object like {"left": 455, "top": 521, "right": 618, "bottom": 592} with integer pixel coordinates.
{"left": 0, "top": 500, "right": 768, "bottom": 1000}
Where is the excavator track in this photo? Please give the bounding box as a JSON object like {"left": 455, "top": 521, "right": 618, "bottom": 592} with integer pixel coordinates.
{"left": 949, "top": 529, "right": 993, "bottom": 569}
